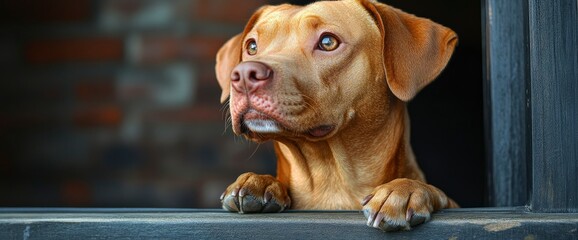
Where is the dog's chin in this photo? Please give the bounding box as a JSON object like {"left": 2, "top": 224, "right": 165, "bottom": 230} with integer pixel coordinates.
{"left": 236, "top": 109, "right": 337, "bottom": 141}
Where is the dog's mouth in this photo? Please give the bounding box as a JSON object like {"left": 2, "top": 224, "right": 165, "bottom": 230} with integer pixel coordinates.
{"left": 240, "top": 109, "right": 335, "bottom": 139}
{"left": 307, "top": 125, "right": 335, "bottom": 138}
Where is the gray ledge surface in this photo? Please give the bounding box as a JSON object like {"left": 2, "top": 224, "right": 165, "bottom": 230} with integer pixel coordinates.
{"left": 1, "top": 208, "right": 577, "bottom": 239}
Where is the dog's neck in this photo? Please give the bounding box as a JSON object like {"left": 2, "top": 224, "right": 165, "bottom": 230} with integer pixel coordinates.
{"left": 273, "top": 99, "right": 425, "bottom": 209}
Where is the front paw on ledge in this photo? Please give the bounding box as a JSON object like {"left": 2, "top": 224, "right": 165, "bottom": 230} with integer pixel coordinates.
{"left": 361, "top": 178, "right": 448, "bottom": 231}
{"left": 220, "top": 172, "right": 291, "bottom": 213}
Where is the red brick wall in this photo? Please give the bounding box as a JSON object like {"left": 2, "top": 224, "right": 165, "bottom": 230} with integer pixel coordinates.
{"left": 25, "top": 38, "right": 124, "bottom": 63}
{"left": 0, "top": 0, "right": 281, "bottom": 208}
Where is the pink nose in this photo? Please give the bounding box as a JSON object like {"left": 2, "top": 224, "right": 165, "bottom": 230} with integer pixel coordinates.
{"left": 231, "top": 61, "right": 273, "bottom": 94}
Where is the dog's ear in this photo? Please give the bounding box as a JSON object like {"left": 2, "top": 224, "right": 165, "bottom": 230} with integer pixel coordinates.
{"left": 215, "top": 7, "right": 266, "bottom": 103}
{"left": 359, "top": 0, "right": 458, "bottom": 101}
{"left": 215, "top": 34, "right": 243, "bottom": 103}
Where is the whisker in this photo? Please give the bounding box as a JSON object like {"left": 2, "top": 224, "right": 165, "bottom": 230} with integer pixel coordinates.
{"left": 234, "top": 134, "right": 244, "bottom": 144}
{"left": 222, "top": 113, "right": 232, "bottom": 135}
{"left": 246, "top": 142, "right": 261, "bottom": 161}
{"left": 300, "top": 93, "right": 322, "bottom": 118}
{"left": 221, "top": 100, "right": 232, "bottom": 135}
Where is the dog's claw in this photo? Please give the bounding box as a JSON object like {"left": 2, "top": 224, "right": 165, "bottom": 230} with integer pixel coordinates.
{"left": 238, "top": 187, "right": 247, "bottom": 197}
{"left": 284, "top": 196, "right": 291, "bottom": 208}
{"left": 231, "top": 187, "right": 240, "bottom": 197}
{"left": 361, "top": 194, "right": 374, "bottom": 206}
{"left": 222, "top": 193, "right": 240, "bottom": 212}
{"left": 364, "top": 208, "right": 411, "bottom": 231}
{"left": 220, "top": 191, "right": 226, "bottom": 201}
{"left": 405, "top": 208, "right": 414, "bottom": 222}
{"left": 264, "top": 191, "right": 272, "bottom": 204}
{"left": 409, "top": 215, "right": 427, "bottom": 227}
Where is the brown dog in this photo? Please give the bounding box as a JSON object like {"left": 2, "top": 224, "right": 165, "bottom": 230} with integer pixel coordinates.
{"left": 215, "top": 0, "right": 459, "bottom": 231}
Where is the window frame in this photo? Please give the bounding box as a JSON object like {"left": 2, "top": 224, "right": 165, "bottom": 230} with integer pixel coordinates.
{"left": 483, "top": 0, "right": 578, "bottom": 212}
{"left": 0, "top": 0, "right": 577, "bottom": 238}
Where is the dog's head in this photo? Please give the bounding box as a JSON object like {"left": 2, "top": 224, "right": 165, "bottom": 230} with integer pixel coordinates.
{"left": 216, "top": 0, "right": 457, "bottom": 142}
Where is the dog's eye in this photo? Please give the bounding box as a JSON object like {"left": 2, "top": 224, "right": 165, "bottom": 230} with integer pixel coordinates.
{"left": 318, "top": 34, "right": 340, "bottom": 51}
{"left": 246, "top": 39, "right": 258, "bottom": 55}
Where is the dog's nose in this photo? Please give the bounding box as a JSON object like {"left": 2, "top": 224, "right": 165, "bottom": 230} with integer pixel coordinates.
{"left": 231, "top": 61, "right": 273, "bottom": 94}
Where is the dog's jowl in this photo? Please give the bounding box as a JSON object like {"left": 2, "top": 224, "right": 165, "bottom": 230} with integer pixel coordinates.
{"left": 215, "top": 0, "right": 458, "bottom": 231}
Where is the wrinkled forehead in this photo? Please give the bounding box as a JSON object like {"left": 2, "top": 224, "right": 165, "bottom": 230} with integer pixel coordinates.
{"left": 250, "top": 1, "right": 369, "bottom": 37}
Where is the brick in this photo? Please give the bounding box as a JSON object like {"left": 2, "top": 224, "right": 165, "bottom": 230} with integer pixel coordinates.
{"left": 192, "top": 0, "right": 267, "bottom": 23}
{"left": 195, "top": 85, "right": 223, "bottom": 105}
{"left": 117, "top": 64, "right": 194, "bottom": 105}
{"left": 117, "top": 84, "right": 151, "bottom": 102}
{"left": 196, "top": 64, "right": 231, "bottom": 104}
{"left": 24, "top": 38, "right": 124, "bottom": 64}
{"left": 73, "top": 105, "right": 123, "bottom": 128}
{"left": 145, "top": 104, "right": 224, "bottom": 123}
{"left": 74, "top": 81, "right": 116, "bottom": 103}
{"left": 197, "top": 63, "right": 219, "bottom": 86}
{"left": 0, "top": 0, "right": 91, "bottom": 23}
{"left": 98, "top": 0, "right": 189, "bottom": 29}
{"left": 137, "top": 36, "right": 227, "bottom": 64}
{"left": 103, "top": 0, "right": 143, "bottom": 15}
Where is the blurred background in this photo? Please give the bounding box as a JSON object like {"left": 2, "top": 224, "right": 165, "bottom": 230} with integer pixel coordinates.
{"left": 0, "top": 0, "right": 484, "bottom": 208}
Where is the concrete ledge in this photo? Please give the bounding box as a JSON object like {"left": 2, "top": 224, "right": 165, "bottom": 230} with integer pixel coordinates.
{"left": 1, "top": 208, "right": 577, "bottom": 239}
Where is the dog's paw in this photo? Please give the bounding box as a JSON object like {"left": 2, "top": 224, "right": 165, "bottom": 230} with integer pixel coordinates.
{"left": 361, "top": 178, "right": 445, "bottom": 232}
{"left": 220, "top": 172, "right": 291, "bottom": 213}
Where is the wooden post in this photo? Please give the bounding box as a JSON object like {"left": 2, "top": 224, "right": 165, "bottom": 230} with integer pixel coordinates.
{"left": 527, "top": 0, "right": 578, "bottom": 213}
{"left": 483, "top": 0, "right": 529, "bottom": 207}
